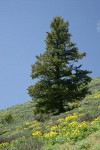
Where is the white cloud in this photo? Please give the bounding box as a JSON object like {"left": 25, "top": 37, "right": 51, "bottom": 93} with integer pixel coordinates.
{"left": 97, "top": 20, "right": 100, "bottom": 32}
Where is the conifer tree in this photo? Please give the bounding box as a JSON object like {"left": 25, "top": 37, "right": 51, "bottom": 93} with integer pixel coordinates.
{"left": 28, "top": 16, "right": 91, "bottom": 114}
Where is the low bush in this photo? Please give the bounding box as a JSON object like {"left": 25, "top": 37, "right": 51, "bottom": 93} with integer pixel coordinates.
{"left": 2, "top": 113, "right": 13, "bottom": 124}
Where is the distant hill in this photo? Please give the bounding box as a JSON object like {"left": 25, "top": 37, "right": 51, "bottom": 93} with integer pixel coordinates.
{"left": 0, "top": 77, "right": 100, "bottom": 150}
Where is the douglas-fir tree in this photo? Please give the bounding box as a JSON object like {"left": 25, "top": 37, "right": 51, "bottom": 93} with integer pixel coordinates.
{"left": 28, "top": 16, "right": 91, "bottom": 114}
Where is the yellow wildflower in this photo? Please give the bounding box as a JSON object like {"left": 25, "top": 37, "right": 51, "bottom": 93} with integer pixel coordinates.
{"left": 0, "top": 142, "right": 9, "bottom": 148}
{"left": 91, "top": 116, "right": 100, "bottom": 125}
{"left": 78, "top": 121, "right": 87, "bottom": 128}
{"left": 24, "top": 121, "right": 30, "bottom": 125}
{"left": 94, "top": 116, "right": 100, "bottom": 121}
{"left": 44, "top": 131, "right": 58, "bottom": 138}
{"left": 74, "top": 128, "right": 80, "bottom": 134}
{"left": 62, "top": 127, "right": 67, "bottom": 131}
{"left": 32, "top": 131, "right": 42, "bottom": 136}
{"left": 69, "top": 121, "right": 78, "bottom": 126}
{"left": 66, "top": 132, "right": 70, "bottom": 137}
{"left": 50, "top": 125, "right": 58, "bottom": 130}
{"left": 91, "top": 121, "right": 96, "bottom": 125}
{"left": 46, "top": 125, "right": 50, "bottom": 129}
{"left": 58, "top": 118, "right": 64, "bottom": 122}
{"left": 65, "top": 114, "right": 77, "bottom": 121}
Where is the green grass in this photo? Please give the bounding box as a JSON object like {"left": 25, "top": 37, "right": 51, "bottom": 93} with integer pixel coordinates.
{"left": 0, "top": 77, "right": 100, "bottom": 150}
{"left": 0, "top": 101, "right": 34, "bottom": 124}
{"left": 48, "top": 129, "right": 100, "bottom": 150}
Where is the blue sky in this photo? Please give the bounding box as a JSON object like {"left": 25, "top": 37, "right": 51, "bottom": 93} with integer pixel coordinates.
{"left": 0, "top": 0, "right": 100, "bottom": 110}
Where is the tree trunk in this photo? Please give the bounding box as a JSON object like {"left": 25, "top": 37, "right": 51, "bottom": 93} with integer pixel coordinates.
{"left": 58, "top": 100, "right": 65, "bottom": 113}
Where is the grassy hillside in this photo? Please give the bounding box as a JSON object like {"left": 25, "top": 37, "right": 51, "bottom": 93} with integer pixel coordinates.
{"left": 0, "top": 101, "right": 34, "bottom": 125}
{"left": 0, "top": 77, "right": 100, "bottom": 150}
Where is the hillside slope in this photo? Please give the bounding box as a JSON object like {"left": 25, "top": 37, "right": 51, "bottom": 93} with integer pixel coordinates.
{"left": 0, "top": 77, "right": 100, "bottom": 150}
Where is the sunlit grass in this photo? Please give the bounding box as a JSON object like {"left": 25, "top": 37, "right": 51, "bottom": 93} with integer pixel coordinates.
{"left": 0, "top": 77, "right": 100, "bottom": 150}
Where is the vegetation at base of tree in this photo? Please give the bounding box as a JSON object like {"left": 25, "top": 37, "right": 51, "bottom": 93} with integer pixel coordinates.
{"left": 28, "top": 16, "right": 92, "bottom": 114}
{"left": 0, "top": 78, "right": 100, "bottom": 150}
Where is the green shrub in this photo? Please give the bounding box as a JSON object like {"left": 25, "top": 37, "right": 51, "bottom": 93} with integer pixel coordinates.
{"left": 93, "top": 144, "right": 100, "bottom": 150}
{"left": 2, "top": 113, "right": 13, "bottom": 124}
{"left": 79, "top": 112, "right": 93, "bottom": 122}
{"left": 9, "top": 137, "right": 44, "bottom": 150}
{"left": 76, "top": 140, "right": 90, "bottom": 150}
{"left": 34, "top": 113, "right": 52, "bottom": 122}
